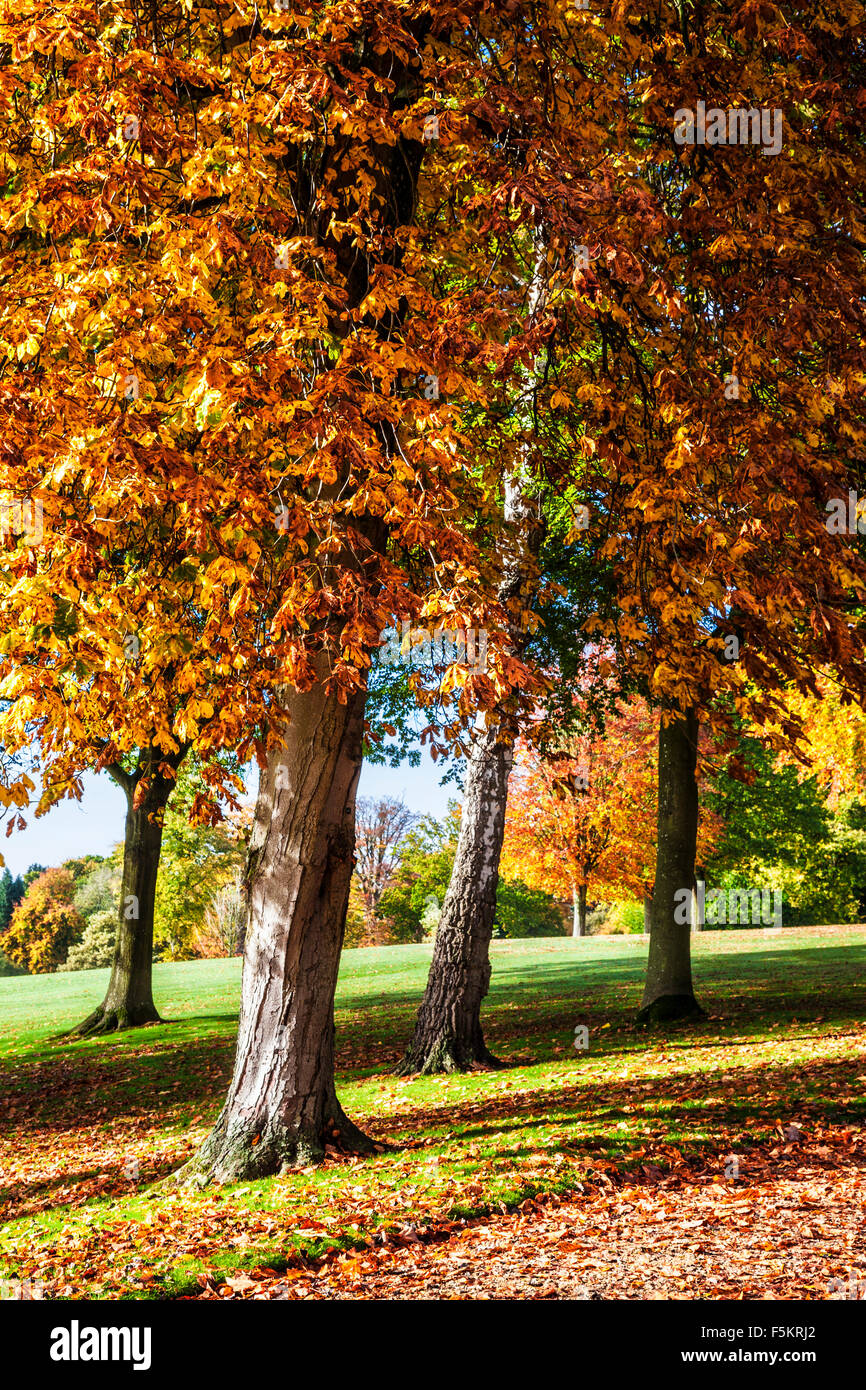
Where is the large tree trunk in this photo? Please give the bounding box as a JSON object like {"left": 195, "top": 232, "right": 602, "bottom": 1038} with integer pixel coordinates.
{"left": 572, "top": 883, "right": 587, "bottom": 937}
{"left": 637, "top": 708, "right": 704, "bottom": 1023}
{"left": 179, "top": 674, "right": 371, "bottom": 1182}
{"left": 67, "top": 769, "right": 171, "bottom": 1037}
{"left": 397, "top": 724, "right": 512, "bottom": 1074}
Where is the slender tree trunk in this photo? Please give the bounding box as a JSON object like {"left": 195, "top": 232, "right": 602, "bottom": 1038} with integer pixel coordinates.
{"left": 692, "top": 875, "right": 705, "bottom": 933}
{"left": 572, "top": 883, "right": 587, "bottom": 937}
{"left": 67, "top": 770, "right": 171, "bottom": 1037}
{"left": 643, "top": 891, "right": 653, "bottom": 934}
{"left": 397, "top": 724, "right": 513, "bottom": 1074}
{"left": 637, "top": 708, "right": 704, "bottom": 1023}
{"left": 398, "top": 235, "right": 548, "bottom": 1076}
{"left": 179, "top": 673, "right": 372, "bottom": 1182}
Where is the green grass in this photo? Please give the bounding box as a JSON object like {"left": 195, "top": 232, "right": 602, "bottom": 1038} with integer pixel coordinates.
{"left": 1, "top": 927, "right": 864, "bottom": 1299}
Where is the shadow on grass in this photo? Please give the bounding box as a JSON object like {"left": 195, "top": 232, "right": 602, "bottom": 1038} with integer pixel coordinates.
{"left": 4, "top": 1045, "right": 864, "bottom": 1224}
{"left": 390, "top": 1053, "right": 866, "bottom": 1150}
{"left": 2, "top": 942, "right": 864, "bottom": 1133}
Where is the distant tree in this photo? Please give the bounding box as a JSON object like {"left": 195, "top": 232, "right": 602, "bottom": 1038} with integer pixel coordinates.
{"left": 0, "top": 866, "right": 21, "bottom": 976}
{"left": 9, "top": 874, "right": 26, "bottom": 912}
{"left": 62, "top": 855, "right": 107, "bottom": 885}
{"left": 60, "top": 910, "right": 116, "bottom": 972}
{"left": 154, "top": 797, "right": 251, "bottom": 960}
{"left": 0, "top": 868, "right": 15, "bottom": 936}
{"left": 494, "top": 880, "right": 567, "bottom": 939}
{"left": 73, "top": 856, "right": 123, "bottom": 922}
{"left": 353, "top": 797, "right": 417, "bottom": 939}
{"left": 706, "top": 733, "right": 866, "bottom": 925}
{"left": 342, "top": 877, "right": 368, "bottom": 951}
{"left": 707, "top": 735, "right": 828, "bottom": 881}
{"left": 501, "top": 702, "right": 662, "bottom": 937}
{"left": 194, "top": 873, "right": 246, "bottom": 959}
{"left": 377, "top": 812, "right": 460, "bottom": 945}
{"left": 2, "top": 868, "right": 84, "bottom": 974}
{"left": 776, "top": 674, "right": 866, "bottom": 809}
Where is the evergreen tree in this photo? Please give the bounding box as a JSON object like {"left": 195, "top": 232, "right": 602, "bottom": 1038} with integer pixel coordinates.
{"left": 0, "top": 868, "right": 15, "bottom": 936}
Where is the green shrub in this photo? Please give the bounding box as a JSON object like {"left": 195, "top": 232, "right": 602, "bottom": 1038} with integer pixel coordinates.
{"left": 494, "top": 879, "right": 566, "bottom": 937}
{"left": 595, "top": 899, "right": 645, "bottom": 935}
{"left": 60, "top": 909, "right": 116, "bottom": 971}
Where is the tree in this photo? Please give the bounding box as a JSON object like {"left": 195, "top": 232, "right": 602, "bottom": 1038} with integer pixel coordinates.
{"left": 195, "top": 873, "right": 246, "bottom": 959}
{"left": 353, "top": 797, "right": 417, "bottom": 939}
{"left": 154, "top": 788, "right": 251, "bottom": 959}
{"left": 1, "top": 868, "right": 84, "bottom": 974}
{"left": 0, "top": 596, "right": 247, "bottom": 1033}
{"left": 561, "top": 7, "right": 866, "bottom": 1018}
{"left": 61, "top": 910, "right": 117, "bottom": 972}
{"left": 397, "top": 224, "right": 556, "bottom": 1073}
{"left": 637, "top": 710, "right": 703, "bottom": 1020}
{"left": 164, "top": 1, "right": 539, "bottom": 1179}
{"left": 71, "top": 760, "right": 183, "bottom": 1032}
{"left": 1, "top": 0, "right": 544, "bottom": 1158}
{"left": 707, "top": 721, "right": 866, "bottom": 926}
{"left": 501, "top": 699, "right": 661, "bottom": 937}
{"left": 0, "top": 868, "right": 16, "bottom": 937}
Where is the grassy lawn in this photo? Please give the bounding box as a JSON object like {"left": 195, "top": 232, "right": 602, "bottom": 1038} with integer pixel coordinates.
{"left": 1, "top": 927, "right": 864, "bottom": 1299}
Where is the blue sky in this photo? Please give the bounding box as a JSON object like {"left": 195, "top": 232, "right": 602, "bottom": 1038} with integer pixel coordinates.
{"left": 0, "top": 752, "right": 459, "bottom": 876}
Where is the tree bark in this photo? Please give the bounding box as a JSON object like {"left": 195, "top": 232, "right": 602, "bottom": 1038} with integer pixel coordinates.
{"left": 397, "top": 723, "right": 513, "bottom": 1074}
{"left": 637, "top": 708, "right": 704, "bottom": 1023}
{"left": 67, "top": 768, "right": 171, "bottom": 1036}
{"left": 178, "top": 672, "right": 372, "bottom": 1182}
{"left": 572, "top": 882, "right": 587, "bottom": 937}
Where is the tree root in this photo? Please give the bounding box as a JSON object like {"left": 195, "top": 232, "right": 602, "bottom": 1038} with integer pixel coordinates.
{"left": 56, "top": 1002, "right": 163, "bottom": 1040}
{"left": 635, "top": 994, "right": 705, "bottom": 1025}
{"left": 396, "top": 1032, "right": 503, "bottom": 1077}
{"left": 173, "top": 1096, "right": 375, "bottom": 1187}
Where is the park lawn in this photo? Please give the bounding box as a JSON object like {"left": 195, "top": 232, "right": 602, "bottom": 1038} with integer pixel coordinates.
{"left": 0, "top": 927, "right": 864, "bottom": 1299}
